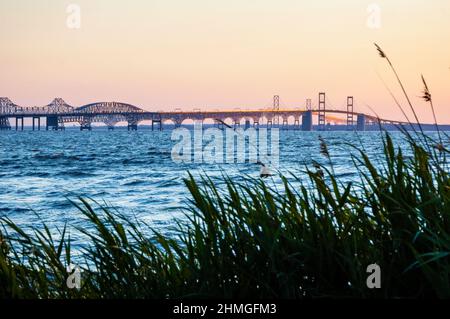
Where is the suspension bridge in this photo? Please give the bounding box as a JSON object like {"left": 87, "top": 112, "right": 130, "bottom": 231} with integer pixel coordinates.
{"left": 0, "top": 94, "right": 440, "bottom": 132}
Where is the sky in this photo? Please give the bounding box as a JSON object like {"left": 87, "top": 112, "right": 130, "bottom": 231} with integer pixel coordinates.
{"left": 1, "top": 0, "right": 449, "bottom": 123}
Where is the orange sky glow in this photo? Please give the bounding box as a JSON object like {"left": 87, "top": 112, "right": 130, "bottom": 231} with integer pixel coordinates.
{"left": 1, "top": 0, "right": 449, "bottom": 123}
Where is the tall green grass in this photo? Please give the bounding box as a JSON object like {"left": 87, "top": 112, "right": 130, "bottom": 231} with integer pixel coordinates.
{"left": 0, "top": 130, "right": 449, "bottom": 299}
{"left": 0, "top": 44, "right": 449, "bottom": 299}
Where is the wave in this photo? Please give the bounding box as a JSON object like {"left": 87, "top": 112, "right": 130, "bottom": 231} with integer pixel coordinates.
{"left": 33, "top": 153, "right": 65, "bottom": 160}
{"left": 122, "top": 180, "right": 150, "bottom": 186}
{"left": 57, "top": 170, "right": 97, "bottom": 178}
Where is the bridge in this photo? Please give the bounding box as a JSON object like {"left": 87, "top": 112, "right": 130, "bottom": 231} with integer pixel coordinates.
{"left": 0, "top": 93, "right": 433, "bottom": 132}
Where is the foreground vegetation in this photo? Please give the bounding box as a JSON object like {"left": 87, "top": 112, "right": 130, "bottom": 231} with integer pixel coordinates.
{"left": 0, "top": 129, "right": 449, "bottom": 299}
{"left": 1, "top": 44, "right": 449, "bottom": 299}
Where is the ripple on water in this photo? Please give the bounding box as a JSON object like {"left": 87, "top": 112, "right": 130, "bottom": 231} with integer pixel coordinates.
{"left": 0, "top": 129, "right": 445, "bottom": 247}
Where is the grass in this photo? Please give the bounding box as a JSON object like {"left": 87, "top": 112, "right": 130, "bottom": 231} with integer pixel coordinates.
{"left": 0, "top": 44, "right": 449, "bottom": 299}
{"left": 0, "top": 129, "right": 449, "bottom": 299}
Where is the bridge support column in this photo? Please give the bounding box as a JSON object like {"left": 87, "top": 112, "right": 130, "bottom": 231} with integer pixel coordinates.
{"left": 32, "top": 117, "right": 41, "bottom": 131}
{"left": 152, "top": 120, "right": 162, "bottom": 131}
{"left": 302, "top": 111, "right": 313, "bottom": 131}
{"left": 0, "top": 117, "right": 11, "bottom": 130}
{"left": 245, "top": 120, "right": 251, "bottom": 130}
{"left": 46, "top": 116, "right": 63, "bottom": 131}
{"left": 128, "top": 123, "right": 138, "bottom": 131}
{"left": 78, "top": 116, "right": 92, "bottom": 131}
{"left": 15, "top": 117, "right": 24, "bottom": 131}
{"left": 357, "top": 114, "right": 366, "bottom": 131}
{"left": 105, "top": 118, "right": 118, "bottom": 131}
{"left": 80, "top": 124, "right": 91, "bottom": 131}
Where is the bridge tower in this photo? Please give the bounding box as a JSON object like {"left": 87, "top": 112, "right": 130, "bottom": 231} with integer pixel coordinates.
{"left": 273, "top": 95, "right": 280, "bottom": 126}
{"left": 306, "top": 99, "right": 312, "bottom": 111}
{"left": 347, "top": 96, "right": 354, "bottom": 130}
{"left": 318, "top": 92, "right": 326, "bottom": 131}
{"left": 273, "top": 95, "right": 280, "bottom": 111}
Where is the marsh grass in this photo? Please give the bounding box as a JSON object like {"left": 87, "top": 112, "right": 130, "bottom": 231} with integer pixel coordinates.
{"left": 0, "top": 45, "right": 449, "bottom": 299}
{"left": 0, "top": 129, "right": 449, "bottom": 299}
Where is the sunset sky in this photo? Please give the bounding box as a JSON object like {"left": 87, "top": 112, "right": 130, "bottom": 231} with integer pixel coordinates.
{"left": 1, "top": 0, "right": 449, "bottom": 123}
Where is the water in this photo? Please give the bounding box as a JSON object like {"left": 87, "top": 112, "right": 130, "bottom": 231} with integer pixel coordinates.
{"left": 0, "top": 128, "right": 444, "bottom": 243}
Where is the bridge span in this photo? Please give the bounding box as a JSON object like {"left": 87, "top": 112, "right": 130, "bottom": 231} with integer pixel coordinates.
{"left": 0, "top": 94, "right": 433, "bottom": 132}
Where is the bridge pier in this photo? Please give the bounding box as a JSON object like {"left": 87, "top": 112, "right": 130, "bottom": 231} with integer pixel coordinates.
{"left": 152, "top": 120, "right": 162, "bottom": 131}
{"left": 294, "top": 118, "right": 300, "bottom": 130}
{"left": 0, "top": 117, "right": 11, "bottom": 130}
{"left": 357, "top": 114, "right": 366, "bottom": 131}
{"left": 104, "top": 119, "right": 118, "bottom": 131}
{"left": 32, "top": 117, "right": 41, "bottom": 131}
{"left": 302, "top": 111, "right": 313, "bottom": 131}
{"left": 80, "top": 124, "right": 91, "bottom": 131}
{"left": 15, "top": 117, "right": 24, "bottom": 131}
{"left": 128, "top": 123, "right": 138, "bottom": 131}
{"left": 78, "top": 116, "right": 92, "bottom": 131}
{"left": 46, "top": 116, "right": 64, "bottom": 130}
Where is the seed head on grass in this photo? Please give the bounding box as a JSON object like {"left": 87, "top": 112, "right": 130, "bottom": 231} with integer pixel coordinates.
{"left": 375, "top": 43, "right": 386, "bottom": 58}
{"left": 421, "top": 75, "right": 432, "bottom": 102}
{"left": 318, "top": 135, "right": 335, "bottom": 176}
{"left": 312, "top": 161, "right": 324, "bottom": 178}
{"left": 319, "top": 135, "right": 330, "bottom": 159}
{"left": 374, "top": 43, "right": 424, "bottom": 136}
{"left": 421, "top": 75, "right": 443, "bottom": 148}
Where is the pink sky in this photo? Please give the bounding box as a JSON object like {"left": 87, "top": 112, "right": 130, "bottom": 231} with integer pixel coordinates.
{"left": 1, "top": 0, "right": 449, "bottom": 123}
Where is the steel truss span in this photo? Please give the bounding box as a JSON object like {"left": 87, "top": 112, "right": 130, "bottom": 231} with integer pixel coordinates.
{"left": 0, "top": 96, "right": 439, "bottom": 132}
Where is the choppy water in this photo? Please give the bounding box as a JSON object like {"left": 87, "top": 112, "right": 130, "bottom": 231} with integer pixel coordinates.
{"left": 0, "top": 128, "right": 445, "bottom": 243}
